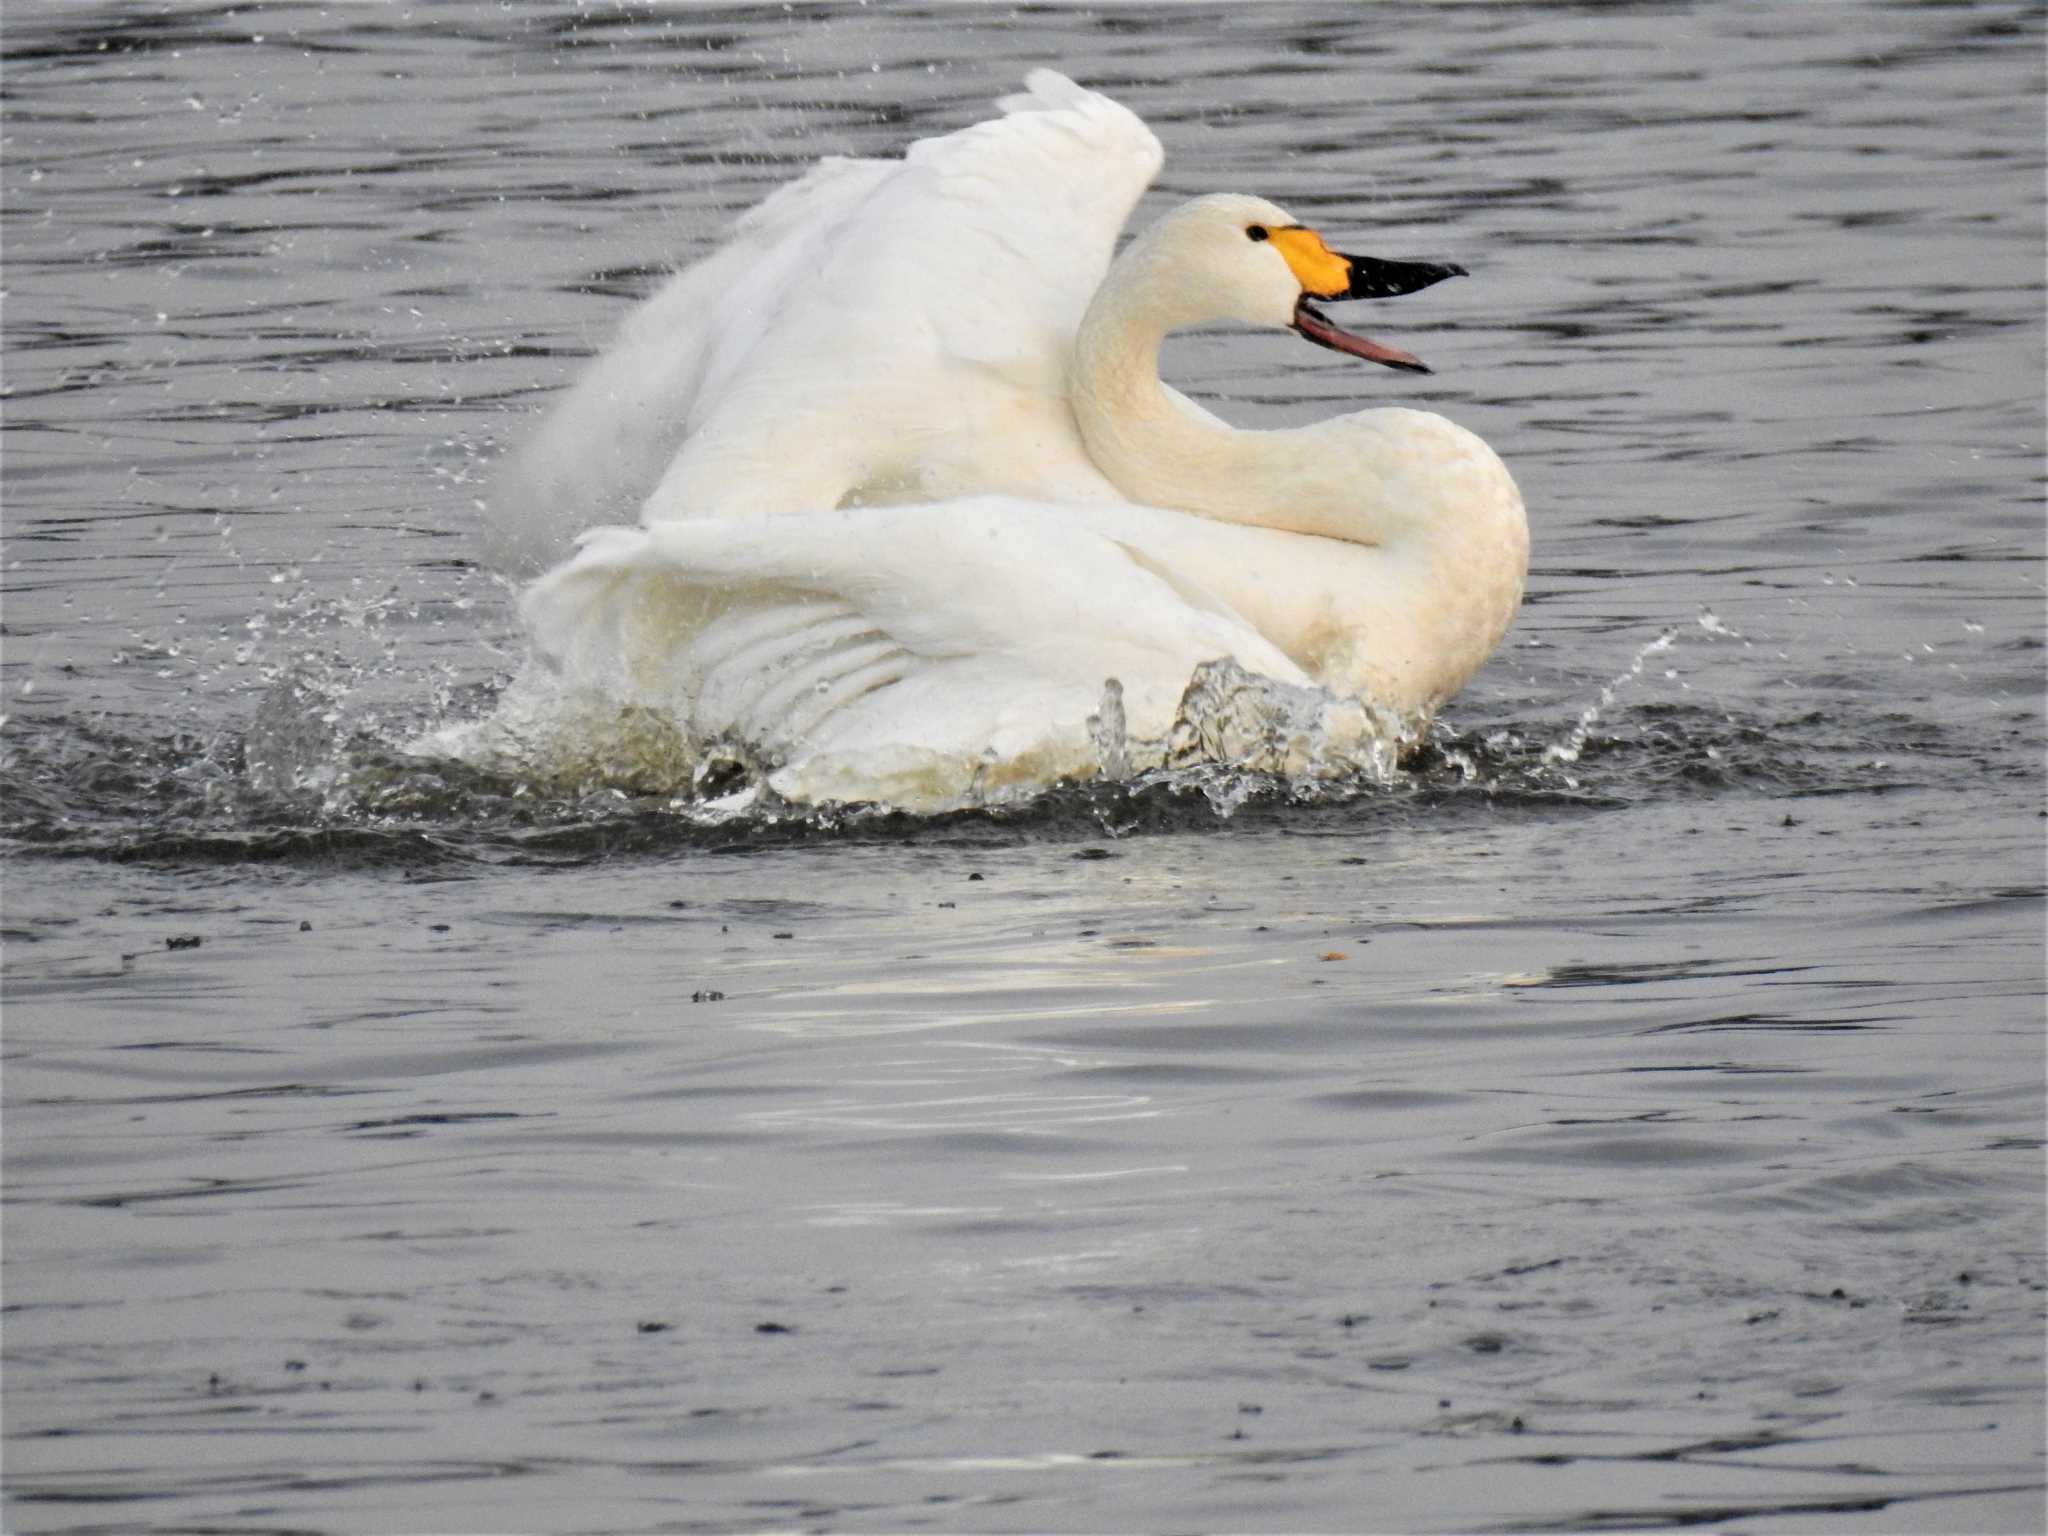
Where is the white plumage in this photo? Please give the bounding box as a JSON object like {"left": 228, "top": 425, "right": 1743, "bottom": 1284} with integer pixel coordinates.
{"left": 486, "top": 70, "right": 1162, "bottom": 575}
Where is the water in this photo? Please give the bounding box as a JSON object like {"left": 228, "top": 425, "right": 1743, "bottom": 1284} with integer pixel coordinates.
{"left": 2, "top": 3, "right": 2042, "bottom": 1531}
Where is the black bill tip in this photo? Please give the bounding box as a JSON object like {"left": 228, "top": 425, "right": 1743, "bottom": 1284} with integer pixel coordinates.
{"left": 1338, "top": 255, "right": 1467, "bottom": 302}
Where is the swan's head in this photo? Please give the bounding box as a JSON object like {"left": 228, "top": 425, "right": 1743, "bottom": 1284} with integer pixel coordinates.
{"left": 1144, "top": 194, "right": 1464, "bottom": 373}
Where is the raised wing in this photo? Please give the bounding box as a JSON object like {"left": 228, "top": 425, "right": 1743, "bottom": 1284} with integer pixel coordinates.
{"left": 643, "top": 71, "right": 1163, "bottom": 521}
{"left": 482, "top": 156, "right": 895, "bottom": 575}
{"left": 485, "top": 74, "right": 1164, "bottom": 573}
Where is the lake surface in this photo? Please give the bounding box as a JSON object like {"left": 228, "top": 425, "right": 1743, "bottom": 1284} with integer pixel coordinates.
{"left": 2, "top": 3, "right": 2043, "bottom": 1532}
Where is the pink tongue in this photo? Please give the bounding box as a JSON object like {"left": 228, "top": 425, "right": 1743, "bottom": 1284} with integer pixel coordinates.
{"left": 1294, "top": 304, "right": 1428, "bottom": 372}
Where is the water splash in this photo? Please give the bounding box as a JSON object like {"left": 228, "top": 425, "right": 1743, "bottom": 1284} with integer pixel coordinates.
{"left": 1543, "top": 630, "right": 1678, "bottom": 771}
{"left": 418, "top": 651, "right": 1420, "bottom": 818}
{"left": 1697, "top": 608, "right": 1746, "bottom": 643}
{"left": 243, "top": 659, "right": 348, "bottom": 797}
{"left": 0, "top": 581, "right": 1937, "bottom": 865}
{"left": 1086, "top": 677, "right": 1129, "bottom": 780}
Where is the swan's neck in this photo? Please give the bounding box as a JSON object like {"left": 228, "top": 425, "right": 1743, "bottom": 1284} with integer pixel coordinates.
{"left": 1069, "top": 237, "right": 1530, "bottom": 713}
{"left": 1071, "top": 240, "right": 1402, "bottom": 545}
{"left": 1071, "top": 248, "right": 1340, "bottom": 533}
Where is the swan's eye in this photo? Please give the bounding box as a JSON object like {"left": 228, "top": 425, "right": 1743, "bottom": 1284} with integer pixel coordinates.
{"left": 1246, "top": 225, "right": 1270, "bottom": 242}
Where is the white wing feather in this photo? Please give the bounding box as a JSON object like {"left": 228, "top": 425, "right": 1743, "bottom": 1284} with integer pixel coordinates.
{"left": 486, "top": 73, "right": 1163, "bottom": 573}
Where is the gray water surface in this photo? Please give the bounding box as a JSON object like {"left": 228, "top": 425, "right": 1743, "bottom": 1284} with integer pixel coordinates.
{"left": 2, "top": 4, "right": 2044, "bottom": 1533}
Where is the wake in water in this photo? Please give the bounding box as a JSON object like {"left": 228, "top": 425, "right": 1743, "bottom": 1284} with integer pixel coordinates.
{"left": 0, "top": 484, "right": 1957, "bottom": 865}
{"left": 0, "top": 595, "right": 1949, "bottom": 870}
{"left": 419, "top": 650, "right": 1418, "bottom": 817}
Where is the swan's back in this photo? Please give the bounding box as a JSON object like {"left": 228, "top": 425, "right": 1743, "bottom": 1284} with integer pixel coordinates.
{"left": 485, "top": 72, "right": 1163, "bottom": 574}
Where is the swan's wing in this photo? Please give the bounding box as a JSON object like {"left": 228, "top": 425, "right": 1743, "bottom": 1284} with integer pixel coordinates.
{"left": 898, "top": 69, "right": 1166, "bottom": 377}
{"left": 649, "top": 71, "right": 1163, "bottom": 520}
{"left": 682, "top": 72, "right": 1162, "bottom": 400}
{"left": 482, "top": 156, "right": 897, "bottom": 575}
{"left": 487, "top": 73, "right": 1163, "bottom": 570}
{"left": 522, "top": 499, "right": 1304, "bottom": 801}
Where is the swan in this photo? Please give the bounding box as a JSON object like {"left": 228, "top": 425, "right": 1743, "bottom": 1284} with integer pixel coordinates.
{"left": 480, "top": 73, "right": 1527, "bottom": 809}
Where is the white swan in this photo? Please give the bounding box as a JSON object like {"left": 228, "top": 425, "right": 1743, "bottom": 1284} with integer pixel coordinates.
{"left": 484, "top": 73, "right": 1527, "bottom": 809}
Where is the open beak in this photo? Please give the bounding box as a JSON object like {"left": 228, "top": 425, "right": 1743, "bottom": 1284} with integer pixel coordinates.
{"left": 1289, "top": 251, "right": 1467, "bottom": 375}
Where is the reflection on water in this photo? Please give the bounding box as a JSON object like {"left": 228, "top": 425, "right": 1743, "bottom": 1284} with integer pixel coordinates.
{"left": 2, "top": 2, "right": 2043, "bottom": 1532}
